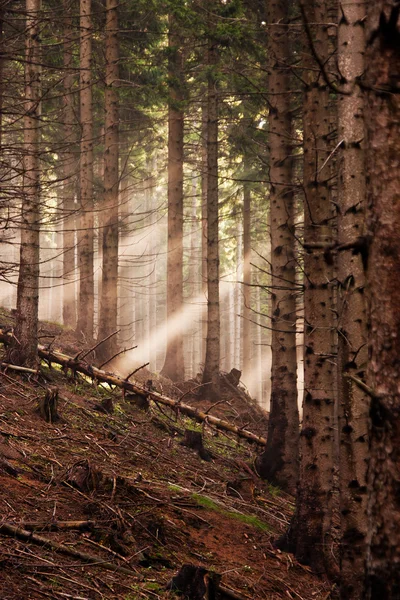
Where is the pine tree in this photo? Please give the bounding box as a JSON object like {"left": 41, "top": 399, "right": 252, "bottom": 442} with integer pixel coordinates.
{"left": 11, "top": 0, "right": 42, "bottom": 366}
{"left": 62, "top": 0, "right": 77, "bottom": 329}
{"left": 255, "top": 0, "right": 299, "bottom": 494}
{"left": 337, "top": 0, "right": 368, "bottom": 595}
{"left": 161, "top": 11, "right": 185, "bottom": 382}
{"left": 76, "top": 0, "right": 94, "bottom": 340}
{"left": 364, "top": 2, "right": 400, "bottom": 596}
{"left": 284, "top": 0, "right": 337, "bottom": 575}
{"left": 202, "top": 10, "right": 220, "bottom": 397}
{"left": 98, "top": 0, "right": 120, "bottom": 359}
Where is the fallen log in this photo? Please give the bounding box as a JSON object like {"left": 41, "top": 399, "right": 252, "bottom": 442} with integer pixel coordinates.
{"left": 0, "top": 333, "right": 266, "bottom": 446}
{"left": 20, "top": 520, "right": 95, "bottom": 532}
{"left": 0, "top": 522, "right": 137, "bottom": 576}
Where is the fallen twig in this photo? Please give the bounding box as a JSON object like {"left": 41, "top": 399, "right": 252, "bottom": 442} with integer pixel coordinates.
{"left": 177, "top": 381, "right": 212, "bottom": 403}
{"left": 1, "top": 363, "right": 39, "bottom": 375}
{"left": 21, "top": 520, "right": 95, "bottom": 532}
{"left": 76, "top": 330, "right": 120, "bottom": 362}
{"left": 125, "top": 362, "right": 149, "bottom": 381}
{"left": 98, "top": 344, "right": 137, "bottom": 369}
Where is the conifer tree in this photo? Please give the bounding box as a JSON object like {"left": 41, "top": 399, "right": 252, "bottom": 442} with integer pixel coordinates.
{"left": 337, "top": 0, "right": 368, "bottom": 595}
{"left": 255, "top": 0, "right": 299, "bottom": 494}
{"left": 364, "top": 2, "right": 400, "bottom": 596}
{"left": 161, "top": 11, "right": 185, "bottom": 382}
{"left": 98, "top": 0, "right": 120, "bottom": 358}
{"left": 12, "top": 0, "right": 42, "bottom": 366}
{"left": 76, "top": 0, "right": 94, "bottom": 340}
{"left": 62, "top": 0, "right": 77, "bottom": 329}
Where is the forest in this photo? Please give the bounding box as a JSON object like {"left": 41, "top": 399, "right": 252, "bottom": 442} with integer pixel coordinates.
{"left": 0, "top": 0, "right": 398, "bottom": 598}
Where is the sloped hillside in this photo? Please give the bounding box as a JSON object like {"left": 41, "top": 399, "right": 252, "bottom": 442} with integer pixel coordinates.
{"left": 0, "top": 316, "right": 333, "bottom": 599}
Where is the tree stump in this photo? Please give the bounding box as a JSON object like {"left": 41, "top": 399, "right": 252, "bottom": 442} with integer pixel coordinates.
{"left": 166, "top": 564, "right": 221, "bottom": 600}
{"left": 125, "top": 391, "right": 150, "bottom": 411}
{"left": 181, "top": 429, "right": 212, "bottom": 461}
{"left": 94, "top": 396, "right": 114, "bottom": 414}
{"left": 226, "top": 368, "right": 241, "bottom": 387}
{"left": 39, "top": 387, "right": 59, "bottom": 423}
{"left": 66, "top": 459, "right": 100, "bottom": 492}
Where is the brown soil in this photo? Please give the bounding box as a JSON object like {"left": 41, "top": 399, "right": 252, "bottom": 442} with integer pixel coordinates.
{"left": 0, "top": 311, "right": 334, "bottom": 599}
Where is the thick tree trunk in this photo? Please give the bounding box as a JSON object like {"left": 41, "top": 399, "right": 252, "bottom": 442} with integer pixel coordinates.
{"left": 286, "top": 0, "right": 337, "bottom": 575}
{"left": 62, "top": 0, "right": 77, "bottom": 329}
{"left": 337, "top": 0, "right": 368, "bottom": 596}
{"left": 202, "top": 37, "right": 220, "bottom": 398}
{"left": 364, "top": 3, "right": 400, "bottom": 597}
{"left": 161, "top": 13, "right": 185, "bottom": 382}
{"left": 12, "top": 0, "right": 41, "bottom": 366}
{"left": 255, "top": 0, "right": 299, "bottom": 494}
{"left": 98, "top": 0, "right": 119, "bottom": 360}
{"left": 76, "top": 0, "right": 94, "bottom": 340}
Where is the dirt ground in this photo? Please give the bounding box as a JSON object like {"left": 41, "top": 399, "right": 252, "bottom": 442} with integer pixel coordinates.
{"left": 0, "top": 312, "right": 335, "bottom": 599}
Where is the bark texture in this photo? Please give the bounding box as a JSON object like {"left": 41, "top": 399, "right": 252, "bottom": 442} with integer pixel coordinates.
{"left": 161, "top": 13, "right": 184, "bottom": 382}
{"left": 202, "top": 35, "right": 220, "bottom": 397}
{"left": 201, "top": 98, "right": 208, "bottom": 366}
{"left": 242, "top": 172, "right": 251, "bottom": 383}
{"left": 98, "top": 0, "right": 119, "bottom": 359}
{"left": 12, "top": 0, "right": 41, "bottom": 366}
{"left": 62, "top": 0, "right": 77, "bottom": 329}
{"left": 76, "top": 0, "right": 94, "bottom": 340}
{"left": 337, "top": 1, "right": 368, "bottom": 596}
{"left": 288, "top": 0, "right": 336, "bottom": 574}
{"left": 364, "top": 3, "right": 400, "bottom": 597}
{"left": 255, "top": 0, "right": 299, "bottom": 494}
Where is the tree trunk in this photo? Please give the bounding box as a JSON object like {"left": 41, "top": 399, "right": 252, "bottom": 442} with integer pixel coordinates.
{"left": 76, "top": 0, "right": 94, "bottom": 341}
{"left": 337, "top": 0, "right": 368, "bottom": 596}
{"left": 201, "top": 98, "right": 208, "bottom": 367}
{"left": 291, "top": 0, "right": 336, "bottom": 571}
{"left": 234, "top": 221, "right": 242, "bottom": 369}
{"left": 12, "top": 0, "right": 41, "bottom": 366}
{"left": 0, "top": 8, "right": 4, "bottom": 150}
{"left": 364, "top": 3, "right": 400, "bottom": 597}
{"left": 118, "top": 175, "right": 133, "bottom": 348}
{"left": 98, "top": 0, "right": 120, "bottom": 360}
{"left": 187, "top": 178, "right": 200, "bottom": 379}
{"left": 62, "top": 0, "right": 77, "bottom": 329}
{"left": 255, "top": 0, "right": 299, "bottom": 494}
{"left": 286, "top": 0, "right": 337, "bottom": 575}
{"left": 161, "top": 13, "right": 185, "bottom": 382}
{"left": 202, "top": 35, "right": 220, "bottom": 398}
{"left": 242, "top": 173, "right": 251, "bottom": 384}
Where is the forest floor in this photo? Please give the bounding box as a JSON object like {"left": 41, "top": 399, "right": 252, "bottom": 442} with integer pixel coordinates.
{"left": 0, "top": 310, "right": 335, "bottom": 599}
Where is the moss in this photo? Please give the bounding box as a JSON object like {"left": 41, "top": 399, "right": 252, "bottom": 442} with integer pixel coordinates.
{"left": 192, "top": 493, "right": 219, "bottom": 511}
{"left": 191, "top": 493, "right": 270, "bottom": 532}
{"left": 268, "top": 483, "right": 281, "bottom": 497}
{"left": 168, "top": 483, "right": 182, "bottom": 493}
{"left": 232, "top": 513, "right": 270, "bottom": 532}
{"left": 144, "top": 581, "right": 162, "bottom": 591}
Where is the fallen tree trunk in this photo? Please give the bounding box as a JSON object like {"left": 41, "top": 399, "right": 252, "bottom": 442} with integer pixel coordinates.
{"left": 0, "top": 522, "right": 137, "bottom": 576}
{"left": 0, "top": 333, "right": 266, "bottom": 446}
